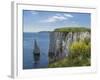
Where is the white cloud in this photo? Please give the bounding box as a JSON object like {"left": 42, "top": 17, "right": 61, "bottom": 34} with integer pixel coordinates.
{"left": 30, "top": 11, "right": 38, "bottom": 15}
{"left": 47, "top": 16, "right": 66, "bottom": 22}
{"left": 64, "top": 14, "right": 73, "bottom": 18}
{"left": 40, "top": 13, "right": 74, "bottom": 23}
{"left": 42, "top": 14, "right": 67, "bottom": 23}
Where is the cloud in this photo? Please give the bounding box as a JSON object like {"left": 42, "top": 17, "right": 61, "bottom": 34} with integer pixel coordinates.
{"left": 47, "top": 16, "right": 66, "bottom": 22}
{"left": 42, "top": 14, "right": 67, "bottom": 23}
{"left": 64, "top": 14, "right": 73, "bottom": 18}
{"left": 41, "top": 13, "right": 74, "bottom": 23}
{"left": 30, "top": 11, "right": 38, "bottom": 15}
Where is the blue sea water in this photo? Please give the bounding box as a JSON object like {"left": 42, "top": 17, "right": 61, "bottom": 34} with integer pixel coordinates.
{"left": 23, "top": 32, "right": 50, "bottom": 69}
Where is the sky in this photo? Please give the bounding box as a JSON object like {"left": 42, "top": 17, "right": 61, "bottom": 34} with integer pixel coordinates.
{"left": 23, "top": 10, "right": 91, "bottom": 32}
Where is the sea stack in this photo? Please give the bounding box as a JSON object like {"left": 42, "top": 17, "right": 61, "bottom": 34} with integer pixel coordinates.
{"left": 33, "top": 39, "right": 40, "bottom": 56}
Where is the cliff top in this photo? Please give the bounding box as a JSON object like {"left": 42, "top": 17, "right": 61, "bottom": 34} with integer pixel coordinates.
{"left": 54, "top": 27, "right": 90, "bottom": 32}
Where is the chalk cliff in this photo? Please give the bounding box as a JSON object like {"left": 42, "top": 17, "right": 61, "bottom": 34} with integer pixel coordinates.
{"left": 48, "top": 29, "right": 90, "bottom": 63}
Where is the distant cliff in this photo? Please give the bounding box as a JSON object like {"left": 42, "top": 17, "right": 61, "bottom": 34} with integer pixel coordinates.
{"left": 48, "top": 27, "right": 90, "bottom": 63}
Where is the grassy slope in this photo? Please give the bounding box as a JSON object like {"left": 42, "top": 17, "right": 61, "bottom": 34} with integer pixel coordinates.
{"left": 48, "top": 56, "right": 90, "bottom": 68}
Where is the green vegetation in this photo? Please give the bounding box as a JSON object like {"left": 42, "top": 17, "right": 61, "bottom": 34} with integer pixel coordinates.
{"left": 69, "top": 40, "right": 91, "bottom": 66}
{"left": 55, "top": 27, "right": 90, "bottom": 32}
{"left": 69, "top": 41, "right": 90, "bottom": 57}
{"left": 49, "top": 38, "right": 91, "bottom": 67}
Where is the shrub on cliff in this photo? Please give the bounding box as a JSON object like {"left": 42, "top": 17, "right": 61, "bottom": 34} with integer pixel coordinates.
{"left": 69, "top": 41, "right": 89, "bottom": 56}
{"left": 69, "top": 40, "right": 91, "bottom": 66}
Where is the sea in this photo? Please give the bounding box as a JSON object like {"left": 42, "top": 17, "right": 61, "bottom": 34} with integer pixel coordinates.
{"left": 23, "top": 32, "right": 50, "bottom": 69}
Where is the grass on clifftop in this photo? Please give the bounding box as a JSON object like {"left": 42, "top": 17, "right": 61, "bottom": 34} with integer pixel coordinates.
{"left": 55, "top": 27, "right": 90, "bottom": 32}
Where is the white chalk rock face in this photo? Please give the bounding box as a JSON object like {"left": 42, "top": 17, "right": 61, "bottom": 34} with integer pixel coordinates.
{"left": 48, "top": 31, "right": 90, "bottom": 63}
